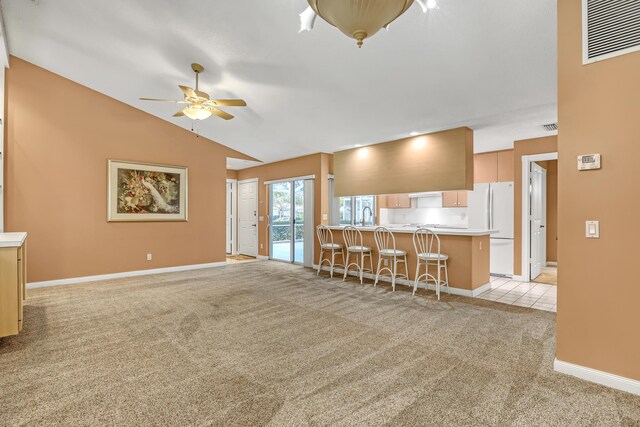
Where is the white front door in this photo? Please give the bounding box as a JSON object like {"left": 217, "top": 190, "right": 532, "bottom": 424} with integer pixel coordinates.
{"left": 530, "top": 163, "right": 545, "bottom": 280}
{"left": 238, "top": 180, "right": 258, "bottom": 256}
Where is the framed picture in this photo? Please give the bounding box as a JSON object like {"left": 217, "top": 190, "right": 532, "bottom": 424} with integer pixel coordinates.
{"left": 108, "top": 160, "right": 188, "bottom": 222}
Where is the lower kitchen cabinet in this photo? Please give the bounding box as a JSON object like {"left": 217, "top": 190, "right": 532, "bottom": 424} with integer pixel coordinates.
{"left": 0, "top": 235, "right": 27, "bottom": 338}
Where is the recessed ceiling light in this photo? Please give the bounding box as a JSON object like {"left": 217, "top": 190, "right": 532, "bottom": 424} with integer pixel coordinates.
{"left": 410, "top": 131, "right": 420, "bottom": 136}
{"left": 354, "top": 144, "right": 364, "bottom": 147}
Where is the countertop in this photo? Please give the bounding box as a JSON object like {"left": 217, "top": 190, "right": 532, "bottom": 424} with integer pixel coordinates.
{"left": 327, "top": 226, "right": 497, "bottom": 237}
{"left": 0, "top": 232, "right": 28, "bottom": 248}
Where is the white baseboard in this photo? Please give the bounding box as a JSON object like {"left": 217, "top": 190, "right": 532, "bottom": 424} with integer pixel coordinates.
{"left": 313, "top": 265, "right": 491, "bottom": 298}
{"left": 257, "top": 255, "right": 269, "bottom": 260}
{"left": 554, "top": 359, "right": 640, "bottom": 396}
{"left": 547, "top": 262, "right": 558, "bottom": 266}
{"left": 27, "top": 261, "right": 227, "bottom": 289}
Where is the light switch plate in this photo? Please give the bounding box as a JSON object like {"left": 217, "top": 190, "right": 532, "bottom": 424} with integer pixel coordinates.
{"left": 585, "top": 220, "right": 600, "bottom": 239}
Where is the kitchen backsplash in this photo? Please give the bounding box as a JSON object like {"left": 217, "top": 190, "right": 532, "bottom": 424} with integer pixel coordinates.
{"left": 379, "top": 195, "right": 468, "bottom": 227}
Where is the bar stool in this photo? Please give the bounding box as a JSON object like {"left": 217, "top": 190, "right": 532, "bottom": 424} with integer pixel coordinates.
{"left": 412, "top": 228, "right": 450, "bottom": 300}
{"left": 373, "top": 227, "right": 408, "bottom": 291}
{"left": 316, "top": 225, "right": 344, "bottom": 278}
{"left": 342, "top": 226, "right": 373, "bottom": 284}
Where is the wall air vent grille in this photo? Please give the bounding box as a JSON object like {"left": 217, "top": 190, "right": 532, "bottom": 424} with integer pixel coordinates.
{"left": 583, "top": 0, "right": 640, "bottom": 64}
{"left": 543, "top": 123, "right": 558, "bottom": 132}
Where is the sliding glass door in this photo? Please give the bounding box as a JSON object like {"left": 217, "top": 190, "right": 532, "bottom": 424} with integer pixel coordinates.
{"left": 270, "top": 180, "right": 305, "bottom": 264}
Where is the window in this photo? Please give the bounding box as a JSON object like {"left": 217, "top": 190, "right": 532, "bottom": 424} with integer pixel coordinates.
{"left": 328, "top": 177, "right": 375, "bottom": 226}
{"left": 335, "top": 195, "right": 376, "bottom": 226}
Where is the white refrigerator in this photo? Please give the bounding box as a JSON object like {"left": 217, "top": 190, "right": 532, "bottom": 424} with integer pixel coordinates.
{"left": 468, "top": 182, "right": 514, "bottom": 276}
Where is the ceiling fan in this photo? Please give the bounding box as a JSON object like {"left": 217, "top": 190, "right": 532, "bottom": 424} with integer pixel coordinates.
{"left": 140, "top": 63, "right": 246, "bottom": 121}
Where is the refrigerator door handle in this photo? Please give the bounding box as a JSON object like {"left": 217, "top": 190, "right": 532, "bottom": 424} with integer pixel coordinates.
{"left": 489, "top": 188, "right": 494, "bottom": 230}
{"left": 486, "top": 187, "right": 490, "bottom": 229}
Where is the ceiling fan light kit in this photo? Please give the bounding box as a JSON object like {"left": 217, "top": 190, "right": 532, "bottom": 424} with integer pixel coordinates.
{"left": 306, "top": 0, "right": 417, "bottom": 47}
{"left": 140, "top": 63, "right": 246, "bottom": 122}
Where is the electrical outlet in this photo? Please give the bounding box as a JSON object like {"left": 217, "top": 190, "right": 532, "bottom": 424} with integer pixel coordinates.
{"left": 146, "top": 253, "right": 152, "bottom": 261}
{"left": 260, "top": 244, "right": 263, "bottom": 249}
{"left": 383, "top": 259, "right": 389, "bottom": 266}
{"left": 479, "top": 241, "right": 482, "bottom": 250}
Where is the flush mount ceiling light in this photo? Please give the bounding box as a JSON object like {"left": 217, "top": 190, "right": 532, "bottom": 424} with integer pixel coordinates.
{"left": 300, "top": 0, "right": 438, "bottom": 47}
{"left": 140, "top": 63, "right": 247, "bottom": 121}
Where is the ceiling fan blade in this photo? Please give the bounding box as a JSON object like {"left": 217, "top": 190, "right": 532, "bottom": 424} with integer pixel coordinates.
{"left": 173, "top": 109, "right": 186, "bottom": 117}
{"left": 194, "top": 90, "right": 210, "bottom": 100}
{"left": 208, "top": 108, "right": 234, "bottom": 120}
{"left": 140, "top": 98, "right": 187, "bottom": 103}
{"left": 179, "top": 85, "right": 198, "bottom": 99}
{"left": 206, "top": 99, "right": 247, "bottom": 107}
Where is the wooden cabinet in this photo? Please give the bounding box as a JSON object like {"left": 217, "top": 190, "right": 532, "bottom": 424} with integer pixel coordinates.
{"left": 442, "top": 191, "right": 468, "bottom": 207}
{"left": 0, "top": 235, "right": 27, "bottom": 338}
{"left": 381, "top": 194, "right": 411, "bottom": 209}
{"left": 474, "top": 152, "right": 498, "bottom": 183}
{"left": 474, "top": 150, "right": 514, "bottom": 183}
{"left": 497, "top": 150, "right": 515, "bottom": 182}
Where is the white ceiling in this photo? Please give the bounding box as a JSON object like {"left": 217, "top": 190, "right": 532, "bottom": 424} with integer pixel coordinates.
{"left": 3, "top": 0, "right": 557, "bottom": 167}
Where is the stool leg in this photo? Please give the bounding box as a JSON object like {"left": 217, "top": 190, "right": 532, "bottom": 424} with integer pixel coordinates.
{"left": 343, "top": 251, "right": 350, "bottom": 281}
{"left": 359, "top": 252, "right": 365, "bottom": 284}
{"left": 330, "top": 249, "right": 335, "bottom": 278}
{"left": 413, "top": 260, "right": 421, "bottom": 296}
{"left": 317, "top": 249, "right": 324, "bottom": 275}
{"left": 374, "top": 255, "right": 382, "bottom": 287}
{"left": 437, "top": 258, "right": 441, "bottom": 300}
{"left": 403, "top": 255, "right": 409, "bottom": 280}
{"left": 391, "top": 257, "right": 397, "bottom": 292}
{"left": 444, "top": 259, "right": 450, "bottom": 294}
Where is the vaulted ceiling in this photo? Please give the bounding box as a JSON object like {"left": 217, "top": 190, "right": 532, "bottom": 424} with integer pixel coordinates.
{"left": 3, "top": 0, "right": 557, "bottom": 167}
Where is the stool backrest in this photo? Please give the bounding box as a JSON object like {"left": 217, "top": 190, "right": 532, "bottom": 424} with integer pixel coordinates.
{"left": 343, "top": 226, "right": 363, "bottom": 249}
{"left": 413, "top": 228, "right": 441, "bottom": 257}
{"left": 316, "top": 225, "right": 334, "bottom": 247}
{"left": 374, "top": 226, "right": 397, "bottom": 252}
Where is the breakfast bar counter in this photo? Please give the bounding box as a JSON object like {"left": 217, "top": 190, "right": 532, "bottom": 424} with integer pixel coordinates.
{"left": 325, "top": 226, "right": 495, "bottom": 295}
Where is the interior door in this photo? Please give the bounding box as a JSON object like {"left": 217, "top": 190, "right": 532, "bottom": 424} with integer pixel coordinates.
{"left": 238, "top": 181, "right": 258, "bottom": 256}
{"left": 226, "top": 182, "right": 233, "bottom": 254}
{"left": 530, "top": 163, "right": 544, "bottom": 280}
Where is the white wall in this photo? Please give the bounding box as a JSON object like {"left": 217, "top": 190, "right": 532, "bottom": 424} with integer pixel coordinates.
{"left": 380, "top": 195, "right": 468, "bottom": 227}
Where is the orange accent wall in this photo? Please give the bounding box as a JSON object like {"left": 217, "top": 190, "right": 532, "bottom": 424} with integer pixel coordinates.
{"left": 226, "top": 170, "right": 238, "bottom": 180}
{"left": 4, "top": 57, "right": 254, "bottom": 282}
{"left": 513, "top": 136, "right": 558, "bottom": 276}
{"left": 236, "top": 153, "right": 333, "bottom": 262}
{"left": 558, "top": 0, "right": 640, "bottom": 381}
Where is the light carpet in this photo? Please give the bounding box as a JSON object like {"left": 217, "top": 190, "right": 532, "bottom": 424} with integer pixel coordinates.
{"left": 1, "top": 261, "right": 638, "bottom": 426}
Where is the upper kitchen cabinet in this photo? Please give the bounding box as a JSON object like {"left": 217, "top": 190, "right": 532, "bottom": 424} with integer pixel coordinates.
{"left": 442, "top": 191, "right": 468, "bottom": 207}
{"left": 497, "top": 150, "right": 514, "bottom": 182}
{"left": 474, "top": 152, "right": 498, "bottom": 183}
{"left": 381, "top": 194, "right": 411, "bottom": 209}
{"left": 474, "top": 150, "right": 514, "bottom": 183}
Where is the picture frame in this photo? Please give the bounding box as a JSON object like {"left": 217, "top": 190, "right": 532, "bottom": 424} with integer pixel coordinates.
{"left": 107, "top": 160, "right": 188, "bottom": 222}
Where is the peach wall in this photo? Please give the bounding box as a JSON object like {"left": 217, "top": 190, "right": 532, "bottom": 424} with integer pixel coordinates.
{"left": 226, "top": 170, "right": 238, "bottom": 180}
{"left": 236, "top": 153, "right": 333, "bottom": 263}
{"left": 557, "top": 0, "right": 640, "bottom": 381}
{"left": 513, "top": 136, "right": 558, "bottom": 276}
{"left": 5, "top": 57, "right": 254, "bottom": 282}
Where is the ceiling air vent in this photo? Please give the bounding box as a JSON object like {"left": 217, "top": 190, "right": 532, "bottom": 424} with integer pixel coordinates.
{"left": 543, "top": 123, "right": 558, "bottom": 132}
{"left": 583, "top": 0, "right": 640, "bottom": 64}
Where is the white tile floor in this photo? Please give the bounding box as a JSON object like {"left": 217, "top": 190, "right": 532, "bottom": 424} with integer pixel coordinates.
{"left": 478, "top": 276, "right": 557, "bottom": 312}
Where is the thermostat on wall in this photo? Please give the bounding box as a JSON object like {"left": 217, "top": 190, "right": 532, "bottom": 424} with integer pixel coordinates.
{"left": 578, "top": 154, "right": 601, "bottom": 170}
